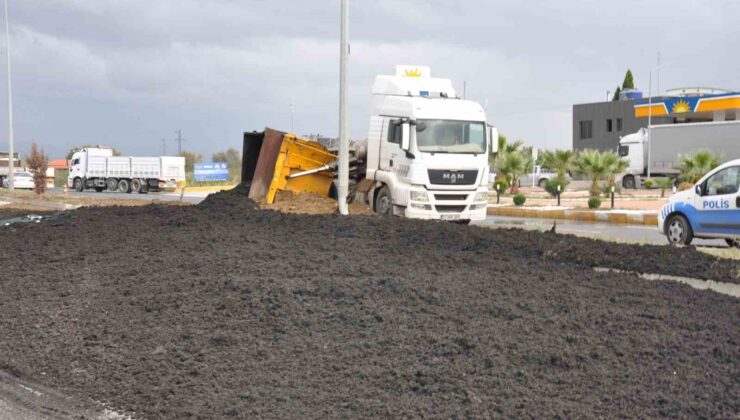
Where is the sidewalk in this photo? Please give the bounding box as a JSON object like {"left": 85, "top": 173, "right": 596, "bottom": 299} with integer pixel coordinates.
{"left": 487, "top": 205, "right": 658, "bottom": 226}
{"left": 486, "top": 187, "right": 667, "bottom": 225}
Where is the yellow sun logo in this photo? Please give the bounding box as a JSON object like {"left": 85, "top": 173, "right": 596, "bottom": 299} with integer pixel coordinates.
{"left": 672, "top": 99, "right": 691, "bottom": 114}
{"left": 403, "top": 68, "right": 422, "bottom": 78}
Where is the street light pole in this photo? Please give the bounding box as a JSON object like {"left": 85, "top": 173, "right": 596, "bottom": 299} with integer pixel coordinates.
{"left": 337, "top": 0, "right": 349, "bottom": 215}
{"left": 4, "top": 0, "right": 13, "bottom": 193}
{"left": 647, "top": 70, "right": 652, "bottom": 179}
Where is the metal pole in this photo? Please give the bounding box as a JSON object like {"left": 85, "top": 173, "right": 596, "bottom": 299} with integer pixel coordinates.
{"left": 647, "top": 70, "right": 652, "bottom": 179}
{"left": 161, "top": 139, "right": 166, "bottom": 155}
{"left": 4, "top": 0, "right": 13, "bottom": 193}
{"left": 337, "top": 0, "right": 349, "bottom": 215}
{"left": 290, "top": 103, "right": 295, "bottom": 134}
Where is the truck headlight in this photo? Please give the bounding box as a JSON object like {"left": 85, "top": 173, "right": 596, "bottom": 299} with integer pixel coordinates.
{"left": 410, "top": 190, "right": 429, "bottom": 202}
{"left": 474, "top": 192, "right": 489, "bottom": 202}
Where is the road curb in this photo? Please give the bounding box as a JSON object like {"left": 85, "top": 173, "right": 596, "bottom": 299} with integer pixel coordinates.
{"left": 487, "top": 206, "right": 658, "bottom": 226}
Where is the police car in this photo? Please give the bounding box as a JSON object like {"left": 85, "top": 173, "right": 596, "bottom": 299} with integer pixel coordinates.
{"left": 658, "top": 159, "right": 740, "bottom": 247}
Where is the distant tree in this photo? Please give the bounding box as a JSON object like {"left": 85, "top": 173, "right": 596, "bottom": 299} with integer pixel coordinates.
{"left": 612, "top": 86, "right": 621, "bottom": 101}
{"left": 211, "top": 147, "right": 242, "bottom": 182}
{"left": 180, "top": 150, "right": 203, "bottom": 173}
{"left": 677, "top": 150, "right": 721, "bottom": 184}
{"left": 67, "top": 145, "right": 122, "bottom": 160}
{"left": 621, "top": 69, "right": 634, "bottom": 90}
{"left": 26, "top": 142, "right": 49, "bottom": 195}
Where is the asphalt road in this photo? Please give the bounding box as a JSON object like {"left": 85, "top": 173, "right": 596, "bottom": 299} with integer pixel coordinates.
{"left": 477, "top": 215, "right": 728, "bottom": 247}
{"left": 47, "top": 187, "right": 209, "bottom": 204}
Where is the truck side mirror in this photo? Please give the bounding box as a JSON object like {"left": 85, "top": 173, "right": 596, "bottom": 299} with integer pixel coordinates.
{"left": 401, "top": 123, "right": 410, "bottom": 150}
{"left": 488, "top": 126, "right": 499, "bottom": 154}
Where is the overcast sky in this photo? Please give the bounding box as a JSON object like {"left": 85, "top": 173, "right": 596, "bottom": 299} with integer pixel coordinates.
{"left": 1, "top": 0, "right": 738, "bottom": 159}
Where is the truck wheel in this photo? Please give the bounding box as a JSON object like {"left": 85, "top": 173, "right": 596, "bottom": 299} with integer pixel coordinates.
{"left": 131, "top": 179, "right": 142, "bottom": 193}
{"left": 374, "top": 186, "right": 392, "bottom": 216}
{"left": 118, "top": 179, "right": 132, "bottom": 193}
{"left": 106, "top": 178, "right": 118, "bottom": 191}
{"left": 94, "top": 187, "right": 104, "bottom": 192}
{"left": 622, "top": 176, "right": 636, "bottom": 189}
{"left": 665, "top": 214, "right": 693, "bottom": 246}
{"left": 538, "top": 178, "right": 548, "bottom": 189}
{"left": 73, "top": 178, "right": 84, "bottom": 192}
{"left": 725, "top": 239, "right": 740, "bottom": 248}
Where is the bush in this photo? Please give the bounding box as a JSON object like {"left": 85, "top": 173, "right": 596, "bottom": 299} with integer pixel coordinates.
{"left": 493, "top": 179, "right": 508, "bottom": 194}
{"left": 643, "top": 179, "right": 655, "bottom": 189}
{"left": 513, "top": 193, "right": 526, "bottom": 206}
{"left": 544, "top": 178, "right": 568, "bottom": 198}
{"left": 678, "top": 182, "right": 693, "bottom": 191}
{"left": 588, "top": 197, "right": 602, "bottom": 209}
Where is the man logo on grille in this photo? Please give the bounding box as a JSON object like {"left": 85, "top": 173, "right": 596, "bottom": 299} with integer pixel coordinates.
{"left": 442, "top": 172, "right": 464, "bottom": 183}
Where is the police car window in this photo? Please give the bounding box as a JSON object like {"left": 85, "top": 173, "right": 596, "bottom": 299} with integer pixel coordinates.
{"left": 705, "top": 166, "right": 739, "bottom": 196}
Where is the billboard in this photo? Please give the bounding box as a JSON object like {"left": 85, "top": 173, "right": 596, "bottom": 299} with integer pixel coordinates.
{"left": 194, "top": 162, "right": 229, "bottom": 182}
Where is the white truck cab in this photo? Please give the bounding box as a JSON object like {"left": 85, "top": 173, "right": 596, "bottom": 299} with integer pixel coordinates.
{"left": 364, "top": 66, "right": 495, "bottom": 223}
{"left": 658, "top": 158, "right": 740, "bottom": 246}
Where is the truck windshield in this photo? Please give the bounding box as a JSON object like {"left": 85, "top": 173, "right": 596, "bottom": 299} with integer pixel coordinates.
{"left": 416, "top": 120, "right": 486, "bottom": 154}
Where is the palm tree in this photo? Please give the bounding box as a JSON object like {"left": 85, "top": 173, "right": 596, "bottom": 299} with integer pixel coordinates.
{"left": 602, "top": 151, "right": 629, "bottom": 191}
{"left": 576, "top": 150, "right": 628, "bottom": 196}
{"left": 655, "top": 178, "right": 674, "bottom": 198}
{"left": 496, "top": 149, "right": 533, "bottom": 193}
{"left": 541, "top": 149, "right": 576, "bottom": 182}
{"left": 677, "top": 150, "right": 721, "bottom": 184}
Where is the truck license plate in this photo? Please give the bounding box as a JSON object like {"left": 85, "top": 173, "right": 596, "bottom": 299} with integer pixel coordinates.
{"left": 440, "top": 214, "right": 460, "bottom": 221}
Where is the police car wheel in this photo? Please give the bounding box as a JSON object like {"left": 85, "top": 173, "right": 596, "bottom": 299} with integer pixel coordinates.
{"left": 666, "top": 215, "right": 693, "bottom": 246}
{"left": 725, "top": 239, "right": 740, "bottom": 248}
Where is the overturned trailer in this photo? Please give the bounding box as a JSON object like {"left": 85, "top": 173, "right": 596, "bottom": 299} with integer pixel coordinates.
{"left": 240, "top": 128, "right": 366, "bottom": 204}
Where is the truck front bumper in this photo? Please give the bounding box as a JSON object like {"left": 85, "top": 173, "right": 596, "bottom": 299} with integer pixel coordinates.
{"left": 403, "top": 188, "right": 489, "bottom": 221}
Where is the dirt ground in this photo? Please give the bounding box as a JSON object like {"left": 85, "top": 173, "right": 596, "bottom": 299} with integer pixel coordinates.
{"left": 0, "top": 186, "right": 737, "bottom": 419}
{"left": 260, "top": 190, "right": 373, "bottom": 215}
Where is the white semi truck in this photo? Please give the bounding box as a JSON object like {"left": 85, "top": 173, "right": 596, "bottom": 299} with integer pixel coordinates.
{"left": 361, "top": 65, "right": 495, "bottom": 223}
{"left": 68, "top": 147, "right": 186, "bottom": 193}
{"left": 618, "top": 120, "right": 740, "bottom": 188}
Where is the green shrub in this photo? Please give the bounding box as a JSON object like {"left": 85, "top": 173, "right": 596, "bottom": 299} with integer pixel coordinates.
{"left": 588, "top": 197, "right": 601, "bottom": 209}
{"left": 513, "top": 193, "right": 526, "bottom": 206}
{"left": 493, "top": 179, "right": 508, "bottom": 194}
{"left": 544, "top": 178, "right": 568, "bottom": 198}
{"left": 643, "top": 179, "right": 655, "bottom": 189}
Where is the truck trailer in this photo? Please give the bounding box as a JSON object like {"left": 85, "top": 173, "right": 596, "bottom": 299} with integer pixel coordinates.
{"left": 618, "top": 120, "right": 740, "bottom": 188}
{"left": 68, "top": 148, "right": 186, "bottom": 193}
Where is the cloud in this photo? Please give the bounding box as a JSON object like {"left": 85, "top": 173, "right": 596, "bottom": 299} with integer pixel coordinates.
{"left": 0, "top": 0, "right": 737, "bottom": 159}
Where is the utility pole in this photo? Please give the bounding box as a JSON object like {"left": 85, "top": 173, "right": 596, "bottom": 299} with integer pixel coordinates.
{"left": 173, "top": 130, "right": 184, "bottom": 155}
{"left": 4, "top": 0, "right": 13, "bottom": 193}
{"left": 607, "top": 90, "right": 610, "bottom": 101}
{"left": 656, "top": 52, "right": 661, "bottom": 95}
{"left": 463, "top": 81, "right": 467, "bottom": 99}
{"left": 160, "top": 139, "right": 166, "bottom": 155}
{"left": 290, "top": 102, "right": 295, "bottom": 133}
{"left": 337, "top": 0, "right": 349, "bottom": 215}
